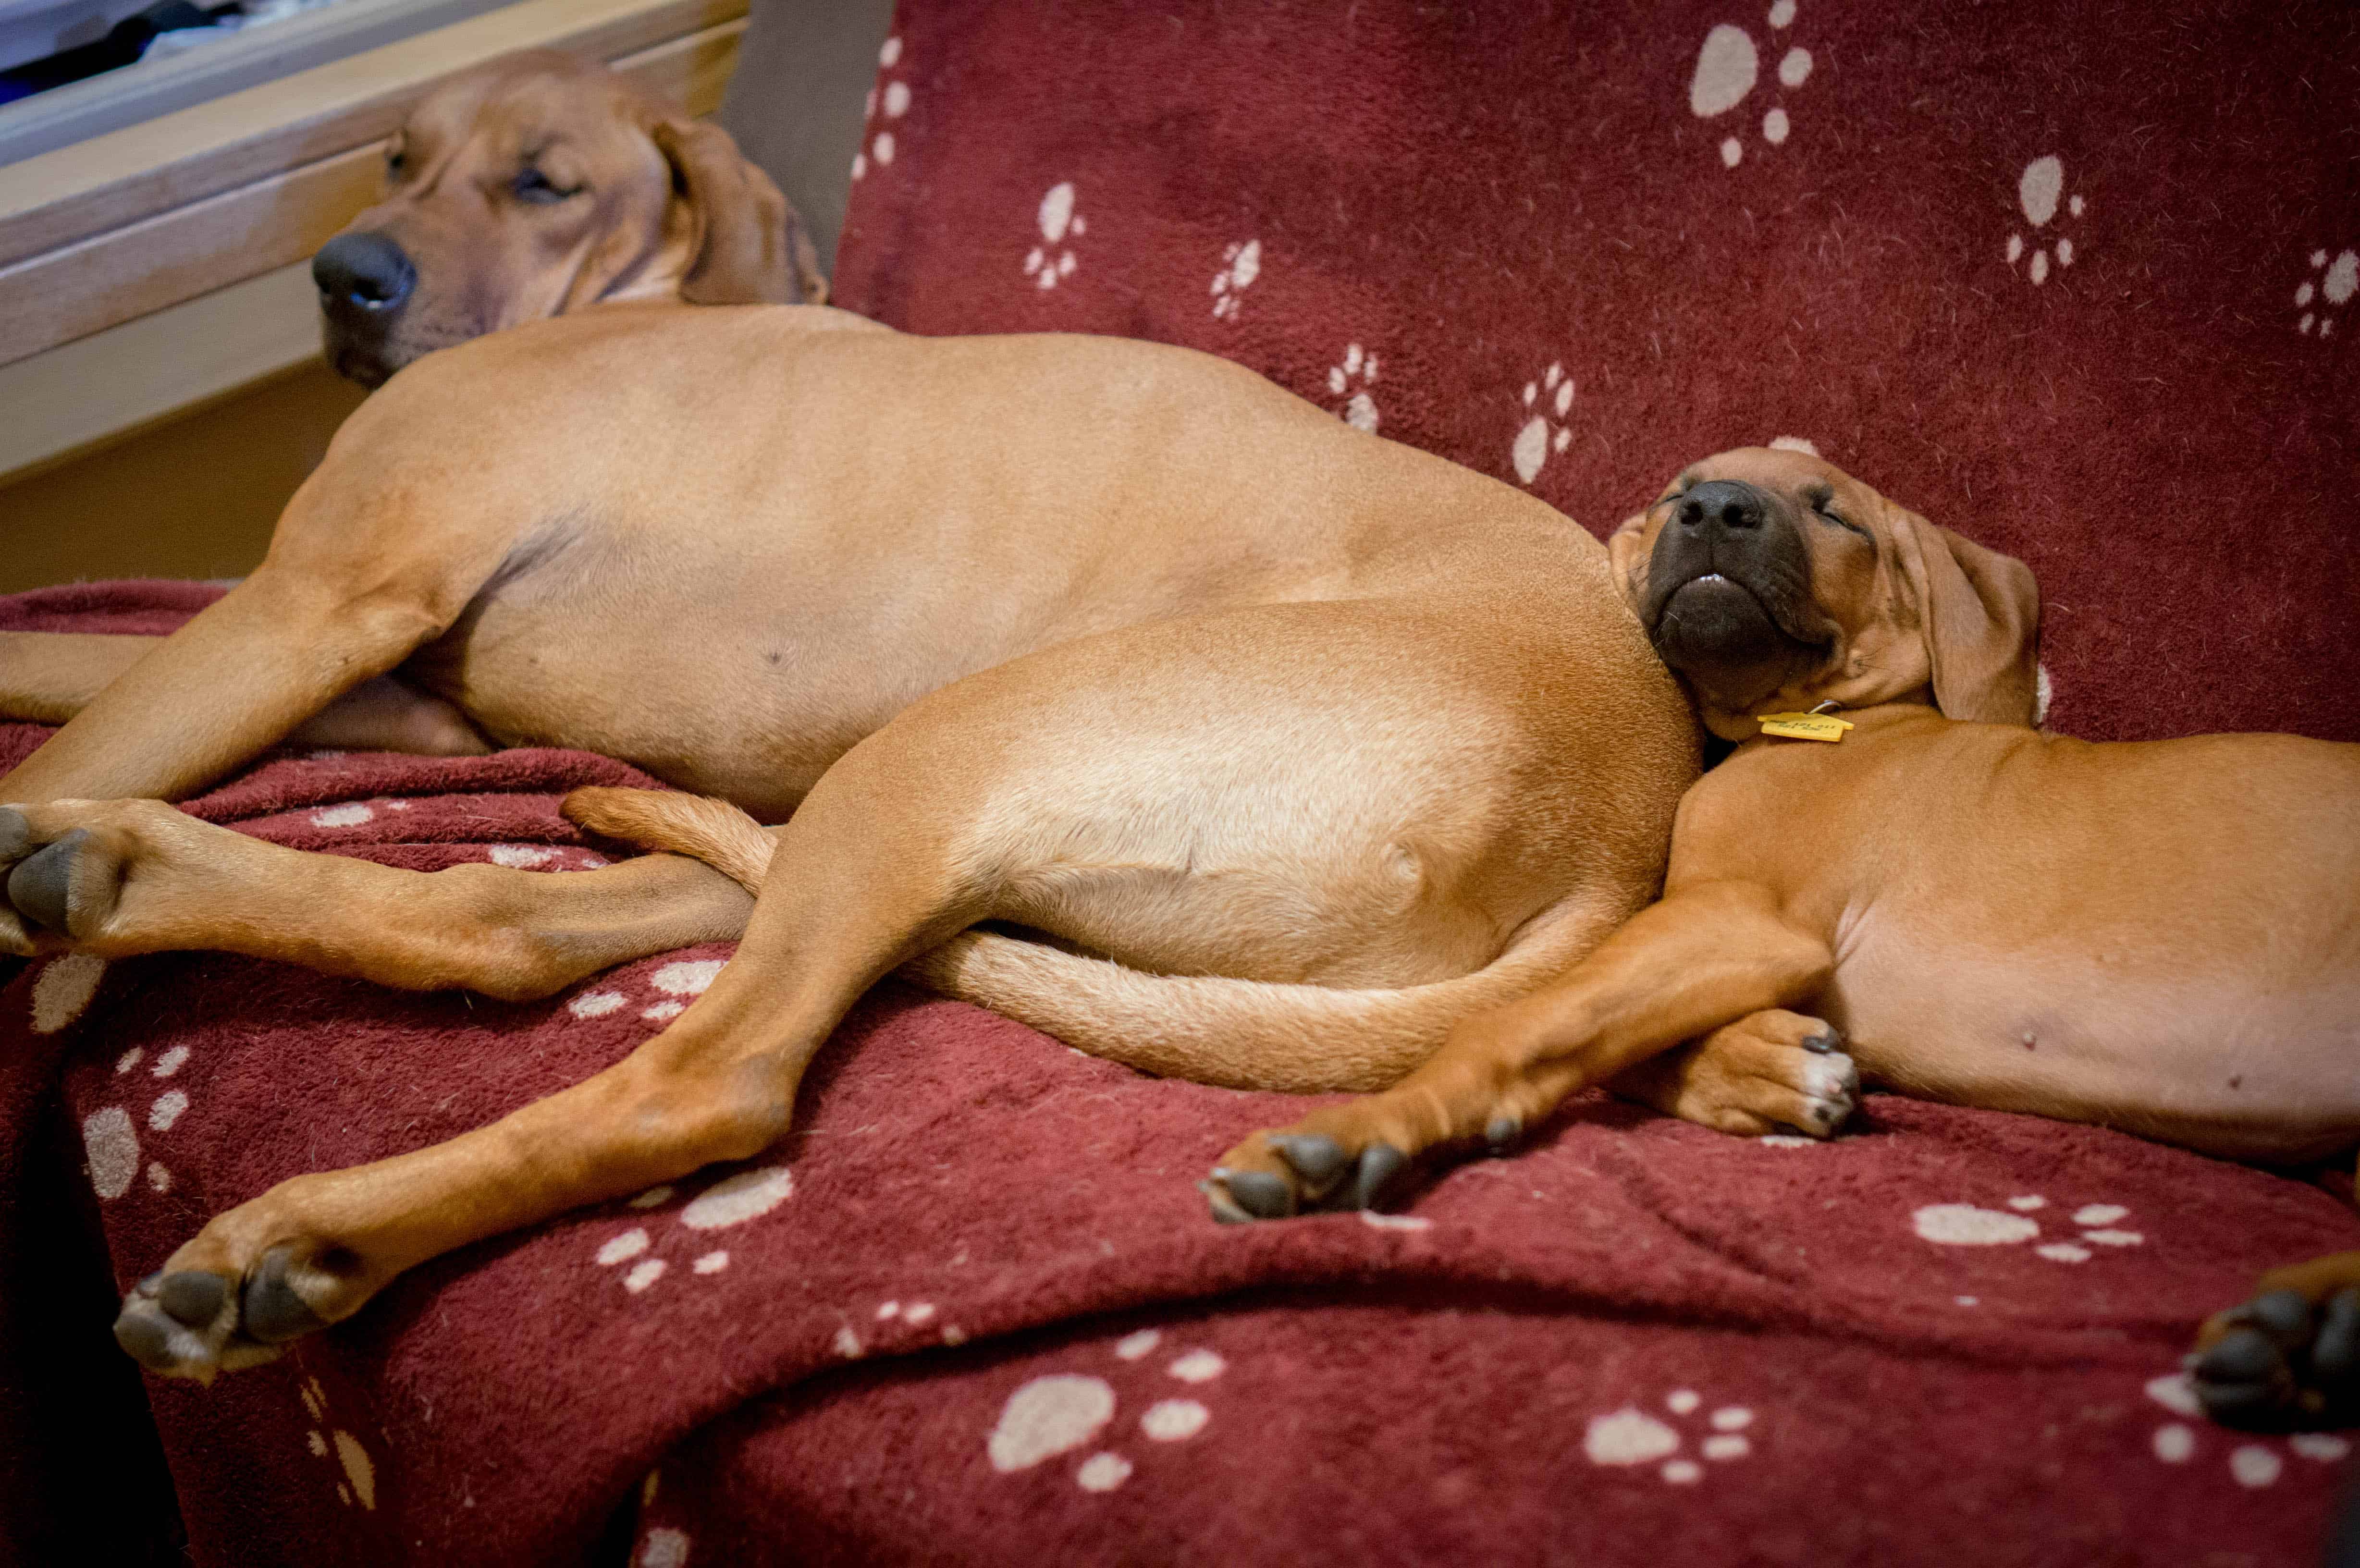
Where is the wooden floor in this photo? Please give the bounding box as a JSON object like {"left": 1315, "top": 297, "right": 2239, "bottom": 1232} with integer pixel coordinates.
{"left": 0, "top": 360, "right": 364, "bottom": 594}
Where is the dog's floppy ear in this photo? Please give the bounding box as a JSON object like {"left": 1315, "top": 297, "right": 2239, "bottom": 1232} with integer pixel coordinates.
{"left": 651, "top": 118, "right": 828, "bottom": 306}
{"left": 1890, "top": 509, "right": 2040, "bottom": 725}
{"left": 1605, "top": 512, "right": 1652, "bottom": 609}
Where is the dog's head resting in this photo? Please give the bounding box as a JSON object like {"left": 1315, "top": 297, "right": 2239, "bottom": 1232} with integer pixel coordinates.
{"left": 1607, "top": 447, "right": 2040, "bottom": 741}
{"left": 312, "top": 50, "right": 826, "bottom": 387}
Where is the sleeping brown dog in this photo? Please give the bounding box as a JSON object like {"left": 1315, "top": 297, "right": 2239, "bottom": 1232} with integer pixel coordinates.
{"left": 1199, "top": 446, "right": 2360, "bottom": 1429}
{"left": 313, "top": 48, "right": 825, "bottom": 388}
{"left": 0, "top": 51, "right": 823, "bottom": 758}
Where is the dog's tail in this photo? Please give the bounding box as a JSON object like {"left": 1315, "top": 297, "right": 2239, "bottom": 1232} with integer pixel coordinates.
{"left": 562, "top": 786, "right": 1628, "bottom": 1093}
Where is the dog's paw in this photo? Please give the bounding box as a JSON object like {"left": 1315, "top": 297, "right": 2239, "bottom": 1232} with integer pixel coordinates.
{"left": 1611, "top": 1009, "right": 1858, "bottom": 1139}
{"left": 2191, "top": 1283, "right": 2360, "bottom": 1430}
{"left": 1201, "top": 1127, "right": 1410, "bottom": 1224}
{"left": 0, "top": 802, "right": 156, "bottom": 949}
{"left": 115, "top": 1197, "right": 379, "bottom": 1381}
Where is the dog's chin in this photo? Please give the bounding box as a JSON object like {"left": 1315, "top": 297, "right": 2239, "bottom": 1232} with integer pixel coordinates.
{"left": 324, "top": 336, "right": 406, "bottom": 390}
{"left": 1649, "top": 574, "right": 1814, "bottom": 710}
{"left": 323, "top": 324, "right": 455, "bottom": 390}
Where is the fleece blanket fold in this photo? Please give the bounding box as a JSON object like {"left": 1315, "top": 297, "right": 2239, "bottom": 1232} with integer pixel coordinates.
{"left": 3, "top": 591, "right": 2357, "bottom": 1567}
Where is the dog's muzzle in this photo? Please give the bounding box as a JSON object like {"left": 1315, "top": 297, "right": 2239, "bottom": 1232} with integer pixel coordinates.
{"left": 1642, "top": 479, "right": 1823, "bottom": 674}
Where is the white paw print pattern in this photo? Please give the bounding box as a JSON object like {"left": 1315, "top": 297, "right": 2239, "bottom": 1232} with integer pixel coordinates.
{"left": 1912, "top": 1195, "right": 2143, "bottom": 1263}
{"left": 81, "top": 1033, "right": 197, "bottom": 1199}
{"left": 1023, "top": 182, "right": 1085, "bottom": 291}
{"left": 2004, "top": 157, "right": 2085, "bottom": 285}
{"left": 1584, "top": 1388, "right": 1758, "bottom": 1485}
{"left": 296, "top": 1373, "right": 380, "bottom": 1510}
{"left": 1688, "top": 0, "right": 1813, "bottom": 169}
{"left": 1209, "top": 240, "right": 1261, "bottom": 320}
{"left": 1328, "top": 343, "right": 1380, "bottom": 432}
{"left": 1512, "top": 362, "right": 1575, "bottom": 484}
{"left": 984, "top": 1331, "right": 1223, "bottom": 1493}
{"left": 849, "top": 35, "right": 911, "bottom": 182}
{"left": 31, "top": 950, "right": 106, "bottom": 1034}
{"left": 2144, "top": 1371, "right": 2349, "bottom": 1487}
{"left": 2294, "top": 247, "right": 2357, "bottom": 338}
{"left": 589, "top": 1164, "right": 797, "bottom": 1299}
{"left": 486, "top": 843, "right": 608, "bottom": 870}
{"left": 568, "top": 956, "right": 727, "bottom": 1025}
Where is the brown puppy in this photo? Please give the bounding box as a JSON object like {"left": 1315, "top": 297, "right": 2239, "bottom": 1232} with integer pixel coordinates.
{"left": 0, "top": 306, "right": 1752, "bottom": 1380}
{"left": 1203, "top": 447, "right": 2360, "bottom": 1427}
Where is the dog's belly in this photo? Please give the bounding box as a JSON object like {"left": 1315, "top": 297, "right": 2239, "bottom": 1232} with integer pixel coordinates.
{"left": 1827, "top": 940, "right": 2360, "bottom": 1162}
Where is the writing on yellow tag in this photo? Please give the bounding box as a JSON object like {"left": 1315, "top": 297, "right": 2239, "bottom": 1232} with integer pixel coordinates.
{"left": 1756, "top": 711, "right": 1856, "bottom": 742}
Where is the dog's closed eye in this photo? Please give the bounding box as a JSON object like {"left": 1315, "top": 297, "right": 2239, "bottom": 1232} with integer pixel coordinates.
{"left": 513, "top": 167, "right": 584, "bottom": 205}
{"left": 1805, "top": 487, "right": 1870, "bottom": 538}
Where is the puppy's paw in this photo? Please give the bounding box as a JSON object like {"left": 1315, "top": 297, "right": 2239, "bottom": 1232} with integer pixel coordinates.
{"left": 2191, "top": 1277, "right": 2360, "bottom": 1430}
{"left": 1611, "top": 1009, "right": 1858, "bottom": 1138}
{"left": 1201, "top": 1127, "right": 1409, "bottom": 1224}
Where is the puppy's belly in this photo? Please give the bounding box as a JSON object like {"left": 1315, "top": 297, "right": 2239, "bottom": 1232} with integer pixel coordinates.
{"left": 1826, "top": 946, "right": 2360, "bottom": 1162}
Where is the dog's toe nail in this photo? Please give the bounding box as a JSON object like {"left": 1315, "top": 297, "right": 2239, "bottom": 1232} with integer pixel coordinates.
{"left": 1484, "top": 1115, "right": 1522, "bottom": 1155}
{"left": 2197, "top": 1326, "right": 2284, "bottom": 1385}
{"left": 1198, "top": 1179, "right": 1255, "bottom": 1225}
{"left": 242, "top": 1249, "right": 327, "bottom": 1344}
{"left": 1352, "top": 1143, "right": 1408, "bottom": 1209}
{"left": 2316, "top": 1289, "right": 2360, "bottom": 1384}
{"left": 1268, "top": 1135, "right": 1348, "bottom": 1186}
{"left": 1219, "top": 1170, "right": 1297, "bottom": 1221}
{"left": 0, "top": 808, "right": 28, "bottom": 861}
{"left": 1804, "top": 1031, "right": 1841, "bottom": 1054}
{"left": 156, "top": 1271, "right": 227, "bottom": 1327}
{"left": 113, "top": 1306, "right": 178, "bottom": 1371}
{"left": 2252, "top": 1289, "right": 2313, "bottom": 1340}
{"left": 5, "top": 829, "right": 86, "bottom": 932}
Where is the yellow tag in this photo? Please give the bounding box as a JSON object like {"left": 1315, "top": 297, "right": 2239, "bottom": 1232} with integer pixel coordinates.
{"left": 1756, "top": 711, "right": 1855, "bottom": 742}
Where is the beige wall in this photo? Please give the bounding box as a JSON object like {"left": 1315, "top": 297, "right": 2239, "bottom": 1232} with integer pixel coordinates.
{"left": 0, "top": 361, "right": 366, "bottom": 593}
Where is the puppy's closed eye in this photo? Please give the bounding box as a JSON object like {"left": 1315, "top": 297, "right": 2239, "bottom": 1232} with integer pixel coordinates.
{"left": 1805, "top": 489, "right": 1870, "bottom": 538}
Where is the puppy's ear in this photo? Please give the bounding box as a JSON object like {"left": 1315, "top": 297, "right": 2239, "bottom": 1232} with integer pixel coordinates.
{"left": 1892, "top": 510, "right": 2040, "bottom": 725}
{"left": 1605, "top": 513, "right": 1652, "bottom": 609}
{"left": 651, "top": 119, "right": 827, "bottom": 306}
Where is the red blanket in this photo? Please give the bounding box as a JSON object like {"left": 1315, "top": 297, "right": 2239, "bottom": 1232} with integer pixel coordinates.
{"left": 4, "top": 584, "right": 2357, "bottom": 1565}
{"left": 8, "top": 0, "right": 2360, "bottom": 1560}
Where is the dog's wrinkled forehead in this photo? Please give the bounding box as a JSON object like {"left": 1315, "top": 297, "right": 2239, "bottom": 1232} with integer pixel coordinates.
{"left": 392, "top": 55, "right": 652, "bottom": 169}
{"left": 1656, "top": 446, "right": 1882, "bottom": 515}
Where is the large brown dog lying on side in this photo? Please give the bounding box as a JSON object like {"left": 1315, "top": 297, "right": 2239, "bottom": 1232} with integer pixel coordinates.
{"left": 0, "top": 50, "right": 822, "bottom": 759}
{"left": 0, "top": 304, "right": 1749, "bottom": 1378}
{"left": 1189, "top": 446, "right": 2360, "bottom": 1428}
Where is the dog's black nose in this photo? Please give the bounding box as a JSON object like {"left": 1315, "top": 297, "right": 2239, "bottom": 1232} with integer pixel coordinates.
{"left": 313, "top": 232, "right": 415, "bottom": 314}
{"left": 1677, "top": 480, "right": 1766, "bottom": 531}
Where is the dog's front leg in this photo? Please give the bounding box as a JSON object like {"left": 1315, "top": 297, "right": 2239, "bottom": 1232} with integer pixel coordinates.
{"left": 0, "top": 630, "right": 491, "bottom": 756}
{"left": 0, "top": 569, "right": 448, "bottom": 808}
{"left": 1203, "top": 881, "right": 1834, "bottom": 1220}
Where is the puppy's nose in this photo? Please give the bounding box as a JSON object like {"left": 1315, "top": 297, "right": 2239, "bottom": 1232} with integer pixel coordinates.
{"left": 313, "top": 232, "right": 416, "bottom": 314}
{"left": 1677, "top": 480, "right": 1766, "bottom": 532}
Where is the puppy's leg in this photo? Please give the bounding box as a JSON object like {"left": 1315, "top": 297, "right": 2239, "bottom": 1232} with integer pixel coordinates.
{"left": 1610, "top": 1009, "right": 1857, "bottom": 1139}
{"left": 1204, "top": 881, "right": 1831, "bottom": 1220}
{"left": 2189, "top": 1252, "right": 2360, "bottom": 1430}
{"left": 0, "top": 632, "right": 490, "bottom": 756}
{"left": 111, "top": 730, "right": 990, "bottom": 1378}
{"left": 0, "top": 799, "right": 751, "bottom": 992}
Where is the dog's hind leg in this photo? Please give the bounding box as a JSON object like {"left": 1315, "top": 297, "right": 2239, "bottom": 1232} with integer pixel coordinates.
{"left": 109, "top": 722, "right": 998, "bottom": 1379}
